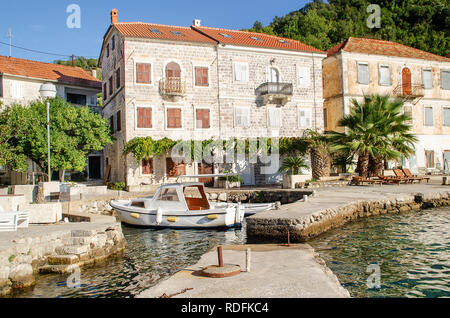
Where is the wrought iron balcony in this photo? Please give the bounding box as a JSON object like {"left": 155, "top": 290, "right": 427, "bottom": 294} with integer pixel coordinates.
{"left": 160, "top": 77, "right": 186, "bottom": 98}
{"left": 256, "top": 82, "right": 293, "bottom": 106}
{"left": 392, "top": 84, "right": 424, "bottom": 99}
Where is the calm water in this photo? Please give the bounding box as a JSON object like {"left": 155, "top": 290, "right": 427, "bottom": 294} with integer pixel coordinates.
{"left": 8, "top": 207, "right": 450, "bottom": 298}
{"left": 309, "top": 207, "right": 450, "bottom": 298}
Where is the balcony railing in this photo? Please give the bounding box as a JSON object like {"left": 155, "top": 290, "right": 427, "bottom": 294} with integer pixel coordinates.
{"left": 160, "top": 77, "right": 186, "bottom": 97}
{"left": 256, "top": 82, "right": 293, "bottom": 106}
{"left": 392, "top": 84, "right": 424, "bottom": 99}
{"left": 257, "top": 82, "right": 294, "bottom": 96}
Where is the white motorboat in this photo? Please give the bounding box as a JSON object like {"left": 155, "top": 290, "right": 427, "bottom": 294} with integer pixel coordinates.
{"left": 110, "top": 182, "right": 276, "bottom": 228}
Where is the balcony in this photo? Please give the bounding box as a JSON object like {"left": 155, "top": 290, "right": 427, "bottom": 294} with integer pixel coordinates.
{"left": 392, "top": 84, "right": 424, "bottom": 100}
{"left": 256, "top": 82, "right": 293, "bottom": 106}
{"left": 160, "top": 77, "right": 186, "bottom": 101}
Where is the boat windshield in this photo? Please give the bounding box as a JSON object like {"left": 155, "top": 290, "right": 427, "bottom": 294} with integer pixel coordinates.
{"left": 157, "top": 188, "right": 180, "bottom": 201}
{"left": 183, "top": 186, "right": 210, "bottom": 211}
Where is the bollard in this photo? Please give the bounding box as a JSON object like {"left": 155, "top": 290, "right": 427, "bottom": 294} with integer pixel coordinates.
{"left": 287, "top": 230, "right": 291, "bottom": 246}
{"left": 217, "top": 246, "right": 224, "bottom": 268}
{"left": 303, "top": 195, "right": 308, "bottom": 202}
{"left": 246, "top": 248, "right": 251, "bottom": 272}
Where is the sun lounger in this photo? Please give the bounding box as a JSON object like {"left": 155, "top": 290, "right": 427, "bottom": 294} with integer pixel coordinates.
{"left": 0, "top": 213, "right": 18, "bottom": 232}
{"left": 393, "top": 168, "right": 418, "bottom": 183}
{"left": 402, "top": 168, "right": 430, "bottom": 183}
{"left": 377, "top": 175, "right": 407, "bottom": 185}
{"left": 351, "top": 176, "right": 383, "bottom": 186}
{"left": 0, "top": 206, "right": 30, "bottom": 230}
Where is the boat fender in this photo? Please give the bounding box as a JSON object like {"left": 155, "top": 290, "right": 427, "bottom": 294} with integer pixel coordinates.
{"left": 156, "top": 208, "right": 163, "bottom": 225}
{"left": 208, "top": 214, "right": 219, "bottom": 220}
{"left": 130, "top": 213, "right": 140, "bottom": 219}
{"left": 167, "top": 217, "right": 178, "bottom": 223}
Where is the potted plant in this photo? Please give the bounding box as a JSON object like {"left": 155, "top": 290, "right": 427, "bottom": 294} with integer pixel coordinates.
{"left": 280, "top": 157, "right": 309, "bottom": 189}
{"left": 218, "top": 173, "right": 243, "bottom": 189}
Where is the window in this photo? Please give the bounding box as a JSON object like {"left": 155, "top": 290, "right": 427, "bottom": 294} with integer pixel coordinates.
{"left": 137, "top": 107, "right": 152, "bottom": 128}
{"left": 425, "top": 150, "right": 435, "bottom": 168}
{"left": 167, "top": 107, "right": 182, "bottom": 129}
{"left": 103, "top": 83, "right": 108, "bottom": 100}
{"left": 250, "top": 36, "right": 263, "bottom": 41}
{"left": 269, "top": 67, "right": 280, "bottom": 83}
{"left": 111, "top": 36, "right": 115, "bottom": 51}
{"left": 422, "top": 68, "right": 433, "bottom": 89}
{"left": 424, "top": 106, "right": 433, "bottom": 127}
{"left": 403, "top": 106, "right": 413, "bottom": 125}
{"left": 142, "top": 158, "right": 153, "bottom": 175}
{"left": 298, "top": 108, "right": 312, "bottom": 128}
{"left": 109, "top": 76, "right": 114, "bottom": 96}
{"left": 234, "top": 107, "right": 250, "bottom": 127}
{"left": 379, "top": 65, "right": 391, "bottom": 86}
{"left": 109, "top": 115, "right": 114, "bottom": 132}
{"left": 357, "top": 62, "right": 370, "bottom": 84}
{"left": 194, "top": 66, "right": 209, "bottom": 87}
{"left": 196, "top": 108, "right": 210, "bottom": 129}
{"left": 116, "top": 68, "right": 121, "bottom": 89}
{"left": 136, "top": 63, "right": 151, "bottom": 84}
{"left": 442, "top": 70, "right": 450, "bottom": 90}
{"left": 267, "top": 107, "right": 281, "bottom": 128}
{"left": 233, "top": 62, "right": 248, "bottom": 82}
{"left": 171, "top": 31, "right": 184, "bottom": 37}
{"left": 166, "top": 62, "right": 181, "bottom": 78}
{"left": 219, "top": 33, "right": 233, "bottom": 38}
{"left": 11, "top": 82, "right": 23, "bottom": 99}
{"left": 157, "top": 187, "right": 180, "bottom": 201}
{"left": 66, "top": 93, "right": 87, "bottom": 105}
{"left": 323, "top": 108, "right": 328, "bottom": 129}
{"left": 0, "top": 75, "right": 3, "bottom": 97}
{"left": 149, "top": 28, "right": 162, "bottom": 34}
{"left": 443, "top": 108, "right": 450, "bottom": 127}
{"left": 116, "top": 110, "right": 122, "bottom": 132}
{"left": 278, "top": 39, "right": 289, "bottom": 44}
{"left": 298, "top": 67, "right": 310, "bottom": 88}
{"left": 166, "top": 158, "right": 186, "bottom": 178}
{"left": 106, "top": 44, "right": 110, "bottom": 58}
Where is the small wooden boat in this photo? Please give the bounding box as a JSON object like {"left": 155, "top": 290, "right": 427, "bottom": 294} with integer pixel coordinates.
{"left": 110, "top": 182, "right": 275, "bottom": 228}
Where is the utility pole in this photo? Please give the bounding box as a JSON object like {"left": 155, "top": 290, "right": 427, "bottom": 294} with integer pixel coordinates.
{"left": 71, "top": 54, "right": 75, "bottom": 67}
{"left": 6, "top": 28, "right": 13, "bottom": 57}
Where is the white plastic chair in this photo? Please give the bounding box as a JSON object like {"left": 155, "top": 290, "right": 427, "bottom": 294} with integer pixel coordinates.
{"left": 0, "top": 212, "right": 18, "bottom": 232}
{"left": 0, "top": 205, "right": 29, "bottom": 229}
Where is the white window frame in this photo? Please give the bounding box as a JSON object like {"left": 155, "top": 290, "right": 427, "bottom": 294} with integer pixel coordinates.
{"left": 297, "top": 66, "right": 311, "bottom": 88}
{"left": 233, "top": 61, "right": 249, "bottom": 83}
{"left": 134, "top": 59, "right": 154, "bottom": 86}
{"left": 422, "top": 68, "right": 433, "bottom": 89}
{"left": 378, "top": 64, "right": 391, "bottom": 86}
{"left": 423, "top": 106, "right": 434, "bottom": 127}
{"left": 267, "top": 107, "right": 282, "bottom": 129}
{"left": 192, "top": 64, "right": 211, "bottom": 88}
{"left": 298, "top": 107, "right": 313, "bottom": 129}
{"left": 165, "top": 105, "right": 184, "bottom": 131}
{"left": 194, "top": 106, "right": 212, "bottom": 130}
{"left": 357, "top": 62, "right": 370, "bottom": 85}
{"left": 11, "top": 81, "right": 23, "bottom": 99}
{"left": 234, "top": 106, "right": 250, "bottom": 128}
{"left": 135, "top": 104, "right": 154, "bottom": 131}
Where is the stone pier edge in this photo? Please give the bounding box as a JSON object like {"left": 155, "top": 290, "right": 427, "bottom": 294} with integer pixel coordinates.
{"left": 246, "top": 190, "right": 450, "bottom": 242}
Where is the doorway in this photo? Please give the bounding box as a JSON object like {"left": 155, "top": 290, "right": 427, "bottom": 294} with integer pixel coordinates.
{"left": 198, "top": 162, "right": 214, "bottom": 187}
{"left": 402, "top": 67, "right": 412, "bottom": 96}
{"left": 88, "top": 156, "right": 102, "bottom": 180}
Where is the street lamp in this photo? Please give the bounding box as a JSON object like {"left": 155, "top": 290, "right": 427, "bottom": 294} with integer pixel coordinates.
{"left": 39, "top": 83, "right": 57, "bottom": 182}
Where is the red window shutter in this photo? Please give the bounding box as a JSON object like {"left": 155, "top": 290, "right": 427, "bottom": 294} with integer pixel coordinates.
{"left": 196, "top": 109, "right": 210, "bottom": 128}
{"left": 202, "top": 67, "right": 209, "bottom": 86}
{"left": 167, "top": 108, "right": 181, "bottom": 128}
{"left": 142, "top": 159, "right": 153, "bottom": 175}
{"left": 195, "top": 67, "right": 201, "bottom": 86}
{"left": 137, "top": 107, "right": 152, "bottom": 128}
{"left": 136, "top": 63, "right": 151, "bottom": 83}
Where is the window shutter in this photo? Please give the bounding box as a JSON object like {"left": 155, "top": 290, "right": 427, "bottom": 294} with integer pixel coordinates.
{"left": 443, "top": 108, "right": 450, "bottom": 127}
{"left": 167, "top": 108, "right": 182, "bottom": 128}
{"left": 116, "top": 68, "right": 121, "bottom": 89}
{"left": 196, "top": 109, "right": 210, "bottom": 129}
{"left": 109, "top": 77, "right": 114, "bottom": 96}
{"left": 103, "top": 83, "right": 108, "bottom": 100}
{"left": 379, "top": 65, "right": 390, "bottom": 85}
{"left": 0, "top": 75, "right": 3, "bottom": 98}
{"left": 422, "top": 69, "right": 433, "bottom": 89}
{"left": 137, "top": 107, "right": 152, "bottom": 128}
{"left": 299, "top": 108, "right": 312, "bottom": 128}
{"left": 441, "top": 70, "right": 450, "bottom": 90}
{"left": 268, "top": 108, "right": 281, "bottom": 128}
{"left": 298, "top": 67, "right": 311, "bottom": 88}
{"left": 235, "top": 107, "right": 249, "bottom": 127}
{"left": 142, "top": 159, "right": 153, "bottom": 175}
{"left": 358, "top": 63, "right": 369, "bottom": 84}
{"left": 403, "top": 106, "right": 413, "bottom": 125}
{"left": 234, "top": 63, "right": 248, "bottom": 82}
{"left": 116, "top": 111, "right": 121, "bottom": 131}
{"left": 424, "top": 107, "right": 433, "bottom": 126}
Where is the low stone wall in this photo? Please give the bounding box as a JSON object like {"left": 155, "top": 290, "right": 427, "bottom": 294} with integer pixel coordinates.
{"left": 246, "top": 191, "right": 450, "bottom": 242}
{"left": 0, "top": 223, "right": 126, "bottom": 296}
{"left": 205, "top": 189, "right": 313, "bottom": 205}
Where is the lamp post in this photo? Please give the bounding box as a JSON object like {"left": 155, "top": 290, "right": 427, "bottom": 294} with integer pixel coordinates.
{"left": 39, "top": 83, "right": 57, "bottom": 182}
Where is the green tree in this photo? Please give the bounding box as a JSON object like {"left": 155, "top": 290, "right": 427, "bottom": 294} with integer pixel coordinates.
{"left": 0, "top": 98, "right": 113, "bottom": 181}
{"left": 326, "top": 94, "right": 417, "bottom": 178}
{"left": 279, "top": 157, "right": 309, "bottom": 175}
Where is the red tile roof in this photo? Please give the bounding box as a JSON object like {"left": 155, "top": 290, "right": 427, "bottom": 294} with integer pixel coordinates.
{"left": 113, "top": 22, "right": 217, "bottom": 44}
{"left": 0, "top": 55, "right": 101, "bottom": 89}
{"left": 327, "top": 37, "right": 450, "bottom": 62}
{"left": 194, "top": 26, "right": 325, "bottom": 54}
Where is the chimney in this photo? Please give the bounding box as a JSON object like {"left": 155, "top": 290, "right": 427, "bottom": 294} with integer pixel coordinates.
{"left": 91, "top": 69, "right": 97, "bottom": 79}
{"left": 193, "top": 19, "right": 201, "bottom": 27}
{"left": 111, "top": 9, "right": 119, "bottom": 24}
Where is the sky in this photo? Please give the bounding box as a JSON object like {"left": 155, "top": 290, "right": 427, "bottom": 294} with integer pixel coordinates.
{"left": 0, "top": 0, "right": 309, "bottom": 63}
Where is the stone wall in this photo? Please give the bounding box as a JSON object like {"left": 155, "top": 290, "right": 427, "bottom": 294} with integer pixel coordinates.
{"left": 246, "top": 191, "right": 450, "bottom": 242}
{"left": 0, "top": 223, "right": 126, "bottom": 296}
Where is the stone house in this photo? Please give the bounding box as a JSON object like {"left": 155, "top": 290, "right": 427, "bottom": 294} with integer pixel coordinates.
{"left": 0, "top": 55, "right": 103, "bottom": 184}
{"left": 99, "top": 9, "right": 326, "bottom": 188}
{"left": 323, "top": 37, "right": 450, "bottom": 174}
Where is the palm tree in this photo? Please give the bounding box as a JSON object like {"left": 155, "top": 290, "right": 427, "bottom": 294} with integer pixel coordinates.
{"left": 279, "top": 156, "right": 308, "bottom": 175}
{"left": 326, "top": 94, "right": 417, "bottom": 178}
{"left": 304, "top": 129, "right": 331, "bottom": 180}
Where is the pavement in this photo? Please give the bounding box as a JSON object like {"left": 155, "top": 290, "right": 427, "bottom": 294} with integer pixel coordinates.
{"left": 138, "top": 244, "right": 350, "bottom": 298}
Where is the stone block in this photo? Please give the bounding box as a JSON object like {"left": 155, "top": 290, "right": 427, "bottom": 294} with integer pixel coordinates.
{"left": 25, "top": 202, "right": 62, "bottom": 224}
{"left": 47, "top": 255, "right": 79, "bottom": 265}
{"left": 55, "top": 245, "right": 89, "bottom": 256}
{"left": 9, "top": 185, "right": 38, "bottom": 203}
{"left": 39, "top": 264, "right": 78, "bottom": 274}
{"left": 71, "top": 229, "right": 97, "bottom": 237}
{"left": 9, "top": 264, "right": 35, "bottom": 288}
{"left": 0, "top": 194, "right": 26, "bottom": 211}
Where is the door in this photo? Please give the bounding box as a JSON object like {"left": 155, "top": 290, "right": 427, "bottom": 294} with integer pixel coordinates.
{"left": 269, "top": 67, "right": 279, "bottom": 83}
{"left": 198, "top": 162, "right": 214, "bottom": 187}
{"left": 88, "top": 156, "right": 102, "bottom": 180}
{"left": 402, "top": 68, "right": 412, "bottom": 96}
{"left": 443, "top": 151, "right": 450, "bottom": 173}
{"left": 235, "top": 160, "right": 255, "bottom": 186}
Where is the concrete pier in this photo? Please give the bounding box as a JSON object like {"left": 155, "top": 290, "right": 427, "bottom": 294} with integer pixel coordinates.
{"left": 138, "top": 244, "right": 350, "bottom": 298}
{"left": 246, "top": 183, "right": 450, "bottom": 242}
